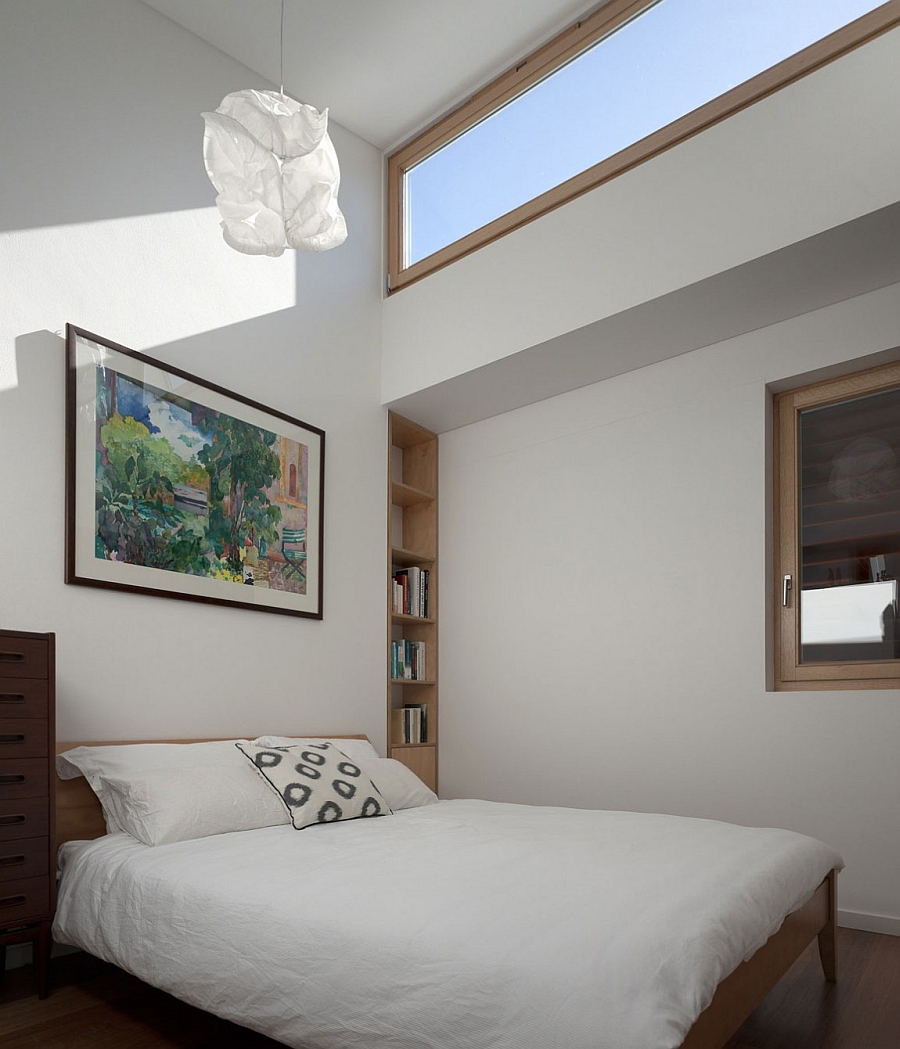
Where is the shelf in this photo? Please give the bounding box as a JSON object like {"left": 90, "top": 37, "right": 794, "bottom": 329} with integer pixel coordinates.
{"left": 391, "top": 546, "right": 436, "bottom": 567}
{"left": 391, "top": 415, "right": 435, "bottom": 449}
{"left": 388, "top": 412, "right": 438, "bottom": 792}
{"left": 391, "top": 480, "right": 435, "bottom": 508}
{"left": 802, "top": 512, "right": 900, "bottom": 547}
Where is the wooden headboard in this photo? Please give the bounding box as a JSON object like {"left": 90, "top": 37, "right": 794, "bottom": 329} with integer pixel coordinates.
{"left": 54, "top": 735, "right": 369, "bottom": 853}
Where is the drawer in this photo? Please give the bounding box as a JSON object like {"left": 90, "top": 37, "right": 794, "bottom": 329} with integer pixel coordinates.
{"left": 0, "top": 876, "right": 50, "bottom": 926}
{"left": 0, "top": 797, "right": 49, "bottom": 842}
{"left": 0, "top": 679, "right": 49, "bottom": 718}
{"left": 0, "top": 720, "right": 49, "bottom": 760}
{"left": 0, "top": 758, "right": 49, "bottom": 800}
{"left": 0, "top": 637, "right": 48, "bottom": 680}
{"left": 0, "top": 837, "right": 48, "bottom": 883}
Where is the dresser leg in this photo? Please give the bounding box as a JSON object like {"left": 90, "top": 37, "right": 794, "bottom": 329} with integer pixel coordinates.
{"left": 35, "top": 923, "right": 51, "bottom": 999}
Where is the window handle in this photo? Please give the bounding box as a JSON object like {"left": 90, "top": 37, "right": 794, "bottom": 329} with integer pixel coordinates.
{"left": 783, "top": 574, "right": 793, "bottom": 607}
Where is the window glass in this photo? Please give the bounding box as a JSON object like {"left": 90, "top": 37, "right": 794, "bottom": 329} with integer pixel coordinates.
{"left": 798, "top": 387, "right": 900, "bottom": 665}
{"left": 404, "top": 0, "right": 882, "bottom": 266}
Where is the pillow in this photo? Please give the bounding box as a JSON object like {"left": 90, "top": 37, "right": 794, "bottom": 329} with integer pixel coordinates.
{"left": 100, "top": 765, "right": 290, "bottom": 846}
{"left": 251, "top": 739, "right": 436, "bottom": 809}
{"left": 252, "top": 736, "right": 380, "bottom": 766}
{"left": 236, "top": 741, "right": 392, "bottom": 829}
{"left": 367, "top": 758, "right": 438, "bottom": 810}
{"left": 57, "top": 740, "right": 262, "bottom": 835}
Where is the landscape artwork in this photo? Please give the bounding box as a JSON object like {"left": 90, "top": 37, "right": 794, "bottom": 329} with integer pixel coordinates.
{"left": 66, "top": 326, "right": 324, "bottom": 618}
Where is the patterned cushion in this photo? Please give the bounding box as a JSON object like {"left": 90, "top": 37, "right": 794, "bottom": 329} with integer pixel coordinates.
{"left": 235, "top": 741, "right": 391, "bottom": 829}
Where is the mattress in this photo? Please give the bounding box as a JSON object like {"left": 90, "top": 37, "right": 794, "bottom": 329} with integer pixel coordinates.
{"left": 52, "top": 799, "right": 842, "bottom": 1049}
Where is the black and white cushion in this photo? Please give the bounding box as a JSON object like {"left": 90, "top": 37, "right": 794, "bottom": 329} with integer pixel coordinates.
{"left": 235, "top": 741, "right": 391, "bottom": 829}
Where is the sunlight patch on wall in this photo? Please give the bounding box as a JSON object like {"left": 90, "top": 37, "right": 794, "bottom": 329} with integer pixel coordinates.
{"left": 0, "top": 208, "right": 297, "bottom": 375}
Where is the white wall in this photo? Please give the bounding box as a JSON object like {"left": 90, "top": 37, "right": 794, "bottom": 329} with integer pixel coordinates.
{"left": 438, "top": 282, "right": 900, "bottom": 928}
{"left": 382, "top": 26, "right": 900, "bottom": 405}
{"left": 0, "top": 1, "right": 387, "bottom": 745}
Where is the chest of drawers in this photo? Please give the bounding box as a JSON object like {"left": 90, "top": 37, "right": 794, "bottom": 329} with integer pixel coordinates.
{"left": 0, "top": 629, "right": 56, "bottom": 998}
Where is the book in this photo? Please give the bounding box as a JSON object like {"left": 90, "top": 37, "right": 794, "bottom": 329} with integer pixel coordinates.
{"left": 392, "top": 704, "right": 428, "bottom": 743}
{"left": 410, "top": 566, "right": 420, "bottom": 617}
{"left": 392, "top": 567, "right": 431, "bottom": 618}
{"left": 391, "top": 639, "right": 427, "bottom": 681}
{"left": 404, "top": 702, "right": 427, "bottom": 742}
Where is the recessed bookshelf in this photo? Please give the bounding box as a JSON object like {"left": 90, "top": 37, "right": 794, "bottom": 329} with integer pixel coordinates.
{"left": 387, "top": 412, "right": 438, "bottom": 791}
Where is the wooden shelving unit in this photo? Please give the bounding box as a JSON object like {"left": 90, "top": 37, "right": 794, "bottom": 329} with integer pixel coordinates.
{"left": 387, "top": 412, "right": 438, "bottom": 791}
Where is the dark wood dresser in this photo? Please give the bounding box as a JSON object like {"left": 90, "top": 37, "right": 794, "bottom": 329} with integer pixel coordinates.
{"left": 0, "top": 628, "right": 56, "bottom": 998}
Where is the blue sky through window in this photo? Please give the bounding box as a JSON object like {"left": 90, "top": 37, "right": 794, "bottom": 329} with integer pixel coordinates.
{"left": 404, "top": 0, "right": 882, "bottom": 266}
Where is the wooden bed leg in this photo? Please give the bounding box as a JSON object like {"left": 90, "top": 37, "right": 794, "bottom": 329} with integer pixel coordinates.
{"left": 817, "top": 869, "right": 837, "bottom": 983}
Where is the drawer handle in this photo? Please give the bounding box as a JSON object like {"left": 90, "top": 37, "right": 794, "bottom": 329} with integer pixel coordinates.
{"left": 0, "top": 854, "right": 25, "bottom": 868}
{"left": 0, "top": 694, "right": 26, "bottom": 704}
{"left": 0, "top": 894, "right": 27, "bottom": 909}
{"left": 0, "top": 814, "right": 26, "bottom": 826}
{"left": 0, "top": 652, "right": 25, "bottom": 663}
{"left": 0, "top": 735, "right": 26, "bottom": 744}
{"left": 0, "top": 774, "right": 26, "bottom": 784}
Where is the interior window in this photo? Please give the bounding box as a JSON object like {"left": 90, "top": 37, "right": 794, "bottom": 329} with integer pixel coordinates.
{"left": 774, "top": 361, "right": 900, "bottom": 689}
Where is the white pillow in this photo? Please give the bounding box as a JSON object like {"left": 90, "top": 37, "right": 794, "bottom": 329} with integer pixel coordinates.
{"left": 101, "top": 765, "right": 289, "bottom": 846}
{"left": 236, "top": 741, "right": 391, "bottom": 830}
{"left": 367, "top": 758, "right": 438, "bottom": 810}
{"left": 57, "top": 740, "right": 258, "bottom": 834}
{"left": 252, "top": 736, "right": 380, "bottom": 765}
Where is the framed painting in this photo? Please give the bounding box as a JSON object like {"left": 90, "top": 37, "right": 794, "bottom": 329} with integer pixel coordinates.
{"left": 65, "top": 325, "right": 324, "bottom": 618}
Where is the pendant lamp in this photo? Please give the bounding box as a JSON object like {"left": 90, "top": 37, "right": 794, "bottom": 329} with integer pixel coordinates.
{"left": 201, "top": 2, "right": 347, "bottom": 257}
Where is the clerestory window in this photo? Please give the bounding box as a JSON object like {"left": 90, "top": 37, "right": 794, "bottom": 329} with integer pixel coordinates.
{"left": 387, "top": 0, "right": 898, "bottom": 292}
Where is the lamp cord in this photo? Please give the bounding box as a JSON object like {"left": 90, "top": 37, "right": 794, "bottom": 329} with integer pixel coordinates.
{"left": 279, "top": 0, "right": 285, "bottom": 99}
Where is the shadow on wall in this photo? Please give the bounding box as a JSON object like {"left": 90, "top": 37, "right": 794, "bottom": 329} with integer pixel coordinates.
{"left": 1, "top": 325, "right": 64, "bottom": 394}
{"left": 1, "top": 332, "right": 68, "bottom": 606}
{"left": 6, "top": 329, "right": 66, "bottom": 407}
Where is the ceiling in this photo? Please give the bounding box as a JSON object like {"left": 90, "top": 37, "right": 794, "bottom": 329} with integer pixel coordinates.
{"left": 140, "top": 0, "right": 598, "bottom": 151}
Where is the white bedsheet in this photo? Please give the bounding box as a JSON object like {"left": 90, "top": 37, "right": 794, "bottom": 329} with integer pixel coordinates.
{"left": 53, "top": 799, "right": 842, "bottom": 1049}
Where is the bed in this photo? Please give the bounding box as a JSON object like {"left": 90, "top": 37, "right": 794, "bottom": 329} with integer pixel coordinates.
{"left": 51, "top": 736, "right": 841, "bottom": 1049}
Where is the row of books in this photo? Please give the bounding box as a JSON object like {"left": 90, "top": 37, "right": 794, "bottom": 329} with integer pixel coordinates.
{"left": 391, "top": 703, "right": 428, "bottom": 745}
{"left": 392, "top": 566, "right": 430, "bottom": 618}
{"left": 391, "top": 639, "right": 426, "bottom": 681}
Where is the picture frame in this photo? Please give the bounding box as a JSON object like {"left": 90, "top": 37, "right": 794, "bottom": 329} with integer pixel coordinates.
{"left": 65, "top": 324, "right": 324, "bottom": 618}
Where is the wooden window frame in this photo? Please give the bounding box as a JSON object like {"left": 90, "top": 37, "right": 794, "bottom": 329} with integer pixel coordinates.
{"left": 387, "top": 0, "right": 900, "bottom": 294}
{"left": 774, "top": 358, "right": 900, "bottom": 691}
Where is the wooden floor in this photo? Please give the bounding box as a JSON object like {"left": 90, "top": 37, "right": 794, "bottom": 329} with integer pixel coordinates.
{"left": 1, "top": 928, "right": 898, "bottom": 1048}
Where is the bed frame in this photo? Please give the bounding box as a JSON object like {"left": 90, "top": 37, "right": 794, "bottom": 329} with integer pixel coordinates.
{"left": 53, "top": 738, "right": 837, "bottom": 1049}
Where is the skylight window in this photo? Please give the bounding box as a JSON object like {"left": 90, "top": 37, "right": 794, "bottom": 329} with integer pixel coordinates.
{"left": 388, "top": 0, "right": 897, "bottom": 291}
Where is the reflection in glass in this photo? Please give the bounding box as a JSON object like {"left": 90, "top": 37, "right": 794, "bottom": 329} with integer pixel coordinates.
{"left": 799, "top": 387, "right": 900, "bottom": 663}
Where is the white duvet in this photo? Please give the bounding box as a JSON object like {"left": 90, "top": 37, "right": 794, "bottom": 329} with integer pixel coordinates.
{"left": 53, "top": 800, "right": 842, "bottom": 1049}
